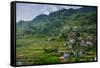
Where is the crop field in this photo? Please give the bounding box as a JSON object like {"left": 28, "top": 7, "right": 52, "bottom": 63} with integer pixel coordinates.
{"left": 16, "top": 35, "right": 96, "bottom": 65}
{"left": 16, "top": 4, "right": 97, "bottom": 65}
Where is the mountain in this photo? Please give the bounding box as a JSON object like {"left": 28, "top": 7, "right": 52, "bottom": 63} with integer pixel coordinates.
{"left": 16, "top": 7, "right": 97, "bottom": 38}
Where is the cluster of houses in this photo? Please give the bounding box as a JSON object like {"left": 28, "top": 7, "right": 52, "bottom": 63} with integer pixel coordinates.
{"left": 59, "top": 32, "right": 94, "bottom": 62}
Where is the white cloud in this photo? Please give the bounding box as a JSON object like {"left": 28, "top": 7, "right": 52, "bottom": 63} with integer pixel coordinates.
{"left": 39, "top": 5, "right": 82, "bottom": 16}
{"left": 40, "top": 5, "right": 58, "bottom": 15}
{"left": 63, "top": 6, "right": 82, "bottom": 9}
{"left": 52, "top": 6, "right": 58, "bottom": 12}
{"left": 44, "top": 11, "right": 50, "bottom": 15}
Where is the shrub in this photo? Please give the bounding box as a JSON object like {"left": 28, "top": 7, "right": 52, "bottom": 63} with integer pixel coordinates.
{"left": 33, "top": 55, "right": 59, "bottom": 64}
{"left": 43, "top": 48, "right": 58, "bottom": 53}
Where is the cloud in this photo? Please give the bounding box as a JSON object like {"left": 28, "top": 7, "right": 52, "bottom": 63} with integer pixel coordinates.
{"left": 40, "top": 5, "right": 59, "bottom": 15}
{"left": 40, "top": 5, "right": 58, "bottom": 15}
{"left": 44, "top": 11, "right": 50, "bottom": 15}
{"left": 38, "top": 5, "right": 82, "bottom": 15}
{"left": 52, "top": 6, "right": 58, "bottom": 12}
{"left": 16, "top": 3, "right": 82, "bottom": 22}
{"left": 62, "top": 6, "right": 82, "bottom": 9}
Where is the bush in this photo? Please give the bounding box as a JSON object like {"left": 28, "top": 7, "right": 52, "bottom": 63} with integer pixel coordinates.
{"left": 33, "top": 55, "right": 59, "bottom": 64}
{"left": 43, "top": 48, "right": 58, "bottom": 53}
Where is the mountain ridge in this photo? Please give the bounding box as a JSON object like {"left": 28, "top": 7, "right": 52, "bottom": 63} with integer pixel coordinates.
{"left": 16, "top": 7, "right": 97, "bottom": 37}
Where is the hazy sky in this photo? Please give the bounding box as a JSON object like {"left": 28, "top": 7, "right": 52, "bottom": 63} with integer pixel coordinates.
{"left": 16, "top": 3, "right": 82, "bottom": 22}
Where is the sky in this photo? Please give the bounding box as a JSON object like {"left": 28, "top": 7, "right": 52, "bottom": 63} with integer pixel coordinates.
{"left": 16, "top": 3, "right": 82, "bottom": 22}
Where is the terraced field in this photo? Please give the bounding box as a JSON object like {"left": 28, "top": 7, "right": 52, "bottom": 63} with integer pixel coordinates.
{"left": 16, "top": 35, "right": 96, "bottom": 65}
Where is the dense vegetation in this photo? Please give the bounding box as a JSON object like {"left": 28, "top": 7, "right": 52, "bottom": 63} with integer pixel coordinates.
{"left": 16, "top": 6, "right": 97, "bottom": 65}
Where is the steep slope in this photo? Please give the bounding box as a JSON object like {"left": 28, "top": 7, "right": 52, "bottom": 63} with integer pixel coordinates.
{"left": 16, "top": 7, "right": 97, "bottom": 37}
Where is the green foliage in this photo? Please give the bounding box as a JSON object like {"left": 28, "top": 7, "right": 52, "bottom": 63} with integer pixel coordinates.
{"left": 43, "top": 48, "right": 58, "bottom": 53}
{"left": 16, "top": 7, "right": 97, "bottom": 65}
{"left": 34, "top": 55, "right": 59, "bottom": 64}
{"left": 16, "top": 7, "right": 97, "bottom": 37}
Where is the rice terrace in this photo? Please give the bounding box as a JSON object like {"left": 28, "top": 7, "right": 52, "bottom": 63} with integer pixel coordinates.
{"left": 16, "top": 3, "right": 97, "bottom": 66}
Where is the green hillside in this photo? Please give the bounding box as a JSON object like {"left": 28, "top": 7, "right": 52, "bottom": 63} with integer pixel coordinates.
{"left": 16, "top": 7, "right": 96, "bottom": 37}
{"left": 16, "top": 6, "right": 97, "bottom": 65}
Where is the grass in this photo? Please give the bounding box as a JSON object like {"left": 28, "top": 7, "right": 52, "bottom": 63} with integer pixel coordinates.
{"left": 16, "top": 35, "right": 96, "bottom": 65}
